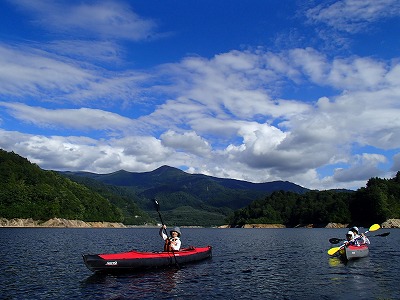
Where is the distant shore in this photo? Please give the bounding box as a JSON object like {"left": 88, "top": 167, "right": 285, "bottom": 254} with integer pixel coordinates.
{"left": 0, "top": 218, "right": 127, "bottom": 228}
{"left": 219, "top": 220, "right": 400, "bottom": 229}
{"left": 1, "top": 218, "right": 399, "bottom": 228}
{"left": 221, "top": 223, "right": 345, "bottom": 228}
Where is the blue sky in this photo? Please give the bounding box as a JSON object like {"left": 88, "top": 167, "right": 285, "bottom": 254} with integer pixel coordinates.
{"left": 1, "top": 0, "right": 400, "bottom": 190}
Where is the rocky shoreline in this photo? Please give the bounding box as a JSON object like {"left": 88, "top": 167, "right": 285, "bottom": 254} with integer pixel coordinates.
{"left": 221, "top": 219, "right": 400, "bottom": 229}
{"left": 0, "top": 218, "right": 127, "bottom": 228}
{"left": 1, "top": 218, "right": 400, "bottom": 228}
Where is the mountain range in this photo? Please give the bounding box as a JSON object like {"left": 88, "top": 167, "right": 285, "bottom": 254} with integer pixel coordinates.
{"left": 63, "top": 165, "right": 308, "bottom": 226}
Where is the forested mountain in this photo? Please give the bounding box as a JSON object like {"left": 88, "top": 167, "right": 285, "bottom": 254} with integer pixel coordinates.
{"left": 65, "top": 166, "right": 307, "bottom": 194}
{"left": 0, "top": 149, "right": 152, "bottom": 224}
{"left": 227, "top": 172, "right": 400, "bottom": 227}
{"left": 64, "top": 166, "right": 308, "bottom": 210}
{"left": 63, "top": 166, "right": 309, "bottom": 226}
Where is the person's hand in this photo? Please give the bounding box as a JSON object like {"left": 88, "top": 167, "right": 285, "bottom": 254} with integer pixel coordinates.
{"left": 162, "top": 224, "right": 167, "bottom": 230}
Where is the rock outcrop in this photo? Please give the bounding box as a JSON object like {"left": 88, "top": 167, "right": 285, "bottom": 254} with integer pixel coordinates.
{"left": 325, "top": 223, "right": 349, "bottom": 228}
{"left": 243, "top": 224, "right": 286, "bottom": 228}
{"left": 381, "top": 219, "right": 400, "bottom": 228}
{"left": 0, "top": 218, "right": 126, "bottom": 228}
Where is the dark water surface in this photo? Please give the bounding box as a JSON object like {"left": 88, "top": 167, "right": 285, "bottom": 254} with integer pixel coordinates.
{"left": 0, "top": 227, "right": 399, "bottom": 299}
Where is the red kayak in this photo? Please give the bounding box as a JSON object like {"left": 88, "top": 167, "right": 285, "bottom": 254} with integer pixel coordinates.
{"left": 83, "top": 246, "right": 212, "bottom": 272}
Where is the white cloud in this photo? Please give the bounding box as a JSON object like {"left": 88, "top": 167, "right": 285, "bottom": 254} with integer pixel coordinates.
{"left": 116, "top": 136, "right": 173, "bottom": 165}
{"left": 11, "top": 0, "right": 157, "bottom": 41}
{"left": 45, "top": 40, "right": 123, "bottom": 63}
{"left": 288, "top": 48, "right": 329, "bottom": 84}
{"left": 0, "top": 44, "right": 151, "bottom": 104}
{"left": 0, "top": 129, "right": 175, "bottom": 173}
{"left": 0, "top": 102, "right": 138, "bottom": 133}
{"left": 327, "top": 57, "right": 387, "bottom": 90}
{"left": 0, "top": 44, "right": 94, "bottom": 98}
{"left": 333, "top": 153, "right": 387, "bottom": 182}
{"left": 160, "top": 130, "right": 211, "bottom": 157}
{"left": 392, "top": 153, "right": 400, "bottom": 172}
{"left": 152, "top": 49, "right": 400, "bottom": 180}
{"left": 307, "top": 0, "right": 400, "bottom": 33}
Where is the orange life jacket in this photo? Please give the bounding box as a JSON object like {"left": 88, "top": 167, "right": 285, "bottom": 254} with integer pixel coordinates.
{"left": 164, "top": 238, "right": 173, "bottom": 252}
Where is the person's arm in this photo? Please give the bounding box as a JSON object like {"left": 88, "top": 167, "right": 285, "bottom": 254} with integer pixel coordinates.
{"left": 361, "top": 233, "right": 370, "bottom": 245}
{"left": 159, "top": 225, "right": 167, "bottom": 240}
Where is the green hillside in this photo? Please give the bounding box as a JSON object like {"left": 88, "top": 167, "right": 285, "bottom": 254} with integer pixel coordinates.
{"left": 0, "top": 149, "right": 151, "bottom": 224}
{"left": 227, "top": 172, "right": 400, "bottom": 227}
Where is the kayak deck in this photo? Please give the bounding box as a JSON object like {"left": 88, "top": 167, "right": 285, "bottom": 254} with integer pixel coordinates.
{"left": 83, "top": 246, "right": 212, "bottom": 272}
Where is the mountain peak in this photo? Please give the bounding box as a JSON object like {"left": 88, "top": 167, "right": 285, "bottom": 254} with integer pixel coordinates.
{"left": 151, "top": 165, "right": 186, "bottom": 176}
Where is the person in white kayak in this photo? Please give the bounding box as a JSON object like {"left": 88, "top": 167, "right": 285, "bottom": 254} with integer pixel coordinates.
{"left": 349, "top": 226, "right": 370, "bottom": 245}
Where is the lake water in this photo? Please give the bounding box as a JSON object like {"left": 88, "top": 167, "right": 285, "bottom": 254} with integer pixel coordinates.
{"left": 0, "top": 227, "right": 399, "bottom": 299}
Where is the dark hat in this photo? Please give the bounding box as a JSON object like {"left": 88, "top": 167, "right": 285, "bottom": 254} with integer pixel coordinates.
{"left": 170, "top": 227, "right": 181, "bottom": 237}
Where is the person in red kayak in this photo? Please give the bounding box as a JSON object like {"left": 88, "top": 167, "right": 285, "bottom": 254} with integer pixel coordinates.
{"left": 159, "top": 225, "right": 182, "bottom": 251}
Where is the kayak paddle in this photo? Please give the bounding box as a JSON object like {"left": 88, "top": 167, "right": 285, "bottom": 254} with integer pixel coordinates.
{"left": 154, "top": 198, "right": 168, "bottom": 235}
{"left": 329, "top": 231, "right": 390, "bottom": 244}
{"left": 327, "top": 224, "right": 381, "bottom": 256}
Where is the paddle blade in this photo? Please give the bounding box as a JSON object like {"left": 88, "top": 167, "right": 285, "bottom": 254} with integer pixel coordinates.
{"left": 328, "top": 247, "right": 341, "bottom": 256}
{"left": 376, "top": 232, "right": 390, "bottom": 237}
{"left": 329, "top": 238, "right": 342, "bottom": 244}
{"left": 369, "top": 224, "right": 380, "bottom": 232}
{"left": 153, "top": 198, "right": 160, "bottom": 211}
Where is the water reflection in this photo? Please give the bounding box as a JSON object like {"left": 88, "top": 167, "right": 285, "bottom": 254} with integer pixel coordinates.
{"left": 82, "top": 267, "right": 185, "bottom": 299}
{"left": 328, "top": 257, "right": 342, "bottom": 267}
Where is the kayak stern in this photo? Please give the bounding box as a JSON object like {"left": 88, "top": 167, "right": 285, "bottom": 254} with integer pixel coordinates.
{"left": 340, "top": 244, "right": 369, "bottom": 260}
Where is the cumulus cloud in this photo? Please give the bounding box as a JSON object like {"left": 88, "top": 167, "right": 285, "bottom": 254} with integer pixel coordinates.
{"left": 160, "top": 130, "right": 211, "bottom": 157}
{"left": 165, "top": 49, "right": 400, "bottom": 187}
{"left": 333, "top": 153, "right": 387, "bottom": 182}
{"left": 0, "top": 129, "right": 175, "bottom": 173}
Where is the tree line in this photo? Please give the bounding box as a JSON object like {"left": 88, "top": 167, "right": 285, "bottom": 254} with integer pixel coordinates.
{"left": 226, "top": 171, "right": 400, "bottom": 227}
